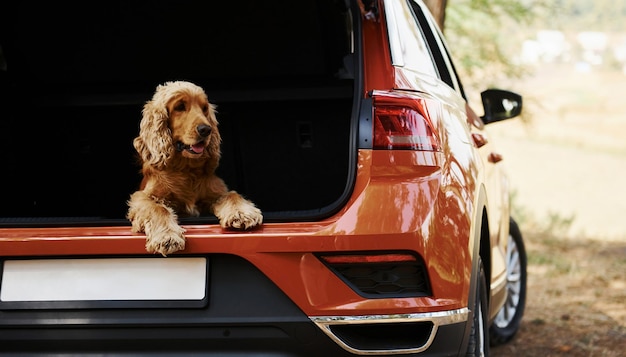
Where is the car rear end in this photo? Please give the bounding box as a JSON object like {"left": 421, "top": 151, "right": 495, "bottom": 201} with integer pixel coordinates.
{"left": 0, "top": 188, "right": 473, "bottom": 356}
{"left": 0, "top": 0, "right": 485, "bottom": 355}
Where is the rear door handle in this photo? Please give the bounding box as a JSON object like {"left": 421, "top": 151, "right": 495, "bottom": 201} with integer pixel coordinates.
{"left": 488, "top": 152, "right": 503, "bottom": 163}
{"left": 472, "top": 133, "right": 488, "bottom": 148}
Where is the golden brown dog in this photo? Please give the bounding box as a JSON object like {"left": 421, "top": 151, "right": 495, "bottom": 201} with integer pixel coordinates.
{"left": 127, "top": 81, "right": 263, "bottom": 256}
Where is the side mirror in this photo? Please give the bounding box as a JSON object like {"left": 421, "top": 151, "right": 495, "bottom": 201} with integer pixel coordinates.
{"left": 481, "top": 89, "right": 522, "bottom": 124}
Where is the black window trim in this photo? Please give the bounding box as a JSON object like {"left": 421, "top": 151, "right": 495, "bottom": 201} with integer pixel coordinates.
{"left": 406, "top": 0, "right": 466, "bottom": 99}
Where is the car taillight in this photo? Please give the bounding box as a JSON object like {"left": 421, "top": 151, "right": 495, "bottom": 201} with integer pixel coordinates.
{"left": 373, "top": 103, "right": 440, "bottom": 151}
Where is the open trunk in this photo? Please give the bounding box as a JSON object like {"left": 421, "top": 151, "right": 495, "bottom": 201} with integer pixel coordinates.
{"left": 0, "top": 0, "right": 360, "bottom": 225}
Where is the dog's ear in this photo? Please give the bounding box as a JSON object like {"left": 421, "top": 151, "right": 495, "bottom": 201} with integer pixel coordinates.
{"left": 134, "top": 96, "right": 174, "bottom": 170}
{"left": 206, "top": 103, "right": 222, "bottom": 161}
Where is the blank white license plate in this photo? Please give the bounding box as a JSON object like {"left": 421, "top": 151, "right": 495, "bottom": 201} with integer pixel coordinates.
{"left": 0, "top": 257, "right": 207, "bottom": 304}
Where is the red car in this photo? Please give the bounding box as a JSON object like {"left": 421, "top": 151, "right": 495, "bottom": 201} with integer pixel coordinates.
{"left": 0, "top": 0, "right": 526, "bottom": 355}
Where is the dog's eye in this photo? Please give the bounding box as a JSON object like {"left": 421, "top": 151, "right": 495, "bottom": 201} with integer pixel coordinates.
{"left": 174, "top": 102, "right": 186, "bottom": 112}
{"left": 202, "top": 105, "right": 209, "bottom": 113}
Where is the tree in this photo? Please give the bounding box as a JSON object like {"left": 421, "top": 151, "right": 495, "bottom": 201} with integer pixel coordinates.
{"left": 423, "top": 0, "right": 447, "bottom": 29}
{"left": 430, "top": 0, "right": 547, "bottom": 90}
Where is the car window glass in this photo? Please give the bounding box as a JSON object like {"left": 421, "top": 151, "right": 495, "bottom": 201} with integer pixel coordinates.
{"left": 409, "top": 0, "right": 466, "bottom": 98}
{"left": 406, "top": 0, "right": 457, "bottom": 90}
{"left": 385, "top": 0, "right": 438, "bottom": 78}
{"left": 440, "top": 41, "right": 467, "bottom": 99}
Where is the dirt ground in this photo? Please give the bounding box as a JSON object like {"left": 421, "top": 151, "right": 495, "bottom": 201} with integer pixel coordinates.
{"left": 486, "top": 64, "right": 626, "bottom": 356}
{"left": 491, "top": 231, "right": 626, "bottom": 356}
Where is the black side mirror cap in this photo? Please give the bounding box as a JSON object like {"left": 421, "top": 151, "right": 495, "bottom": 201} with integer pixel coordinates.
{"left": 481, "top": 89, "right": 523, "bottom": 124}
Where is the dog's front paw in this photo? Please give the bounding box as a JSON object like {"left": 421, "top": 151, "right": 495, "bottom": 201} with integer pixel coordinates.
{"left": 145, "top": 226, "right": 186, "bottom": 256}
{"left": 129, "top": 218, "right": 144, "bottom": 233}
{"left": 213, "top": 191, "right": 263, "bottom": 230}
{"left": 126, "top": 207, "right": 145, "bottom": 233}
{"left": 222, "top": 205, "right": 263, "bottom": 230}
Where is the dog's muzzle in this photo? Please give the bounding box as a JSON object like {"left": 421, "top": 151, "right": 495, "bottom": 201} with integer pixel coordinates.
{"left": 175, "top": 141, "right": 205, "bottom": 154}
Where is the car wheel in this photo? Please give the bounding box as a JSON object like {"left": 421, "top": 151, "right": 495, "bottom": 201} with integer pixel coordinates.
{"left": 466, "top": 257, "right": 489, "bottom": 356}
{"left": 490, "top": 217, "right": 527, "bottom": 345}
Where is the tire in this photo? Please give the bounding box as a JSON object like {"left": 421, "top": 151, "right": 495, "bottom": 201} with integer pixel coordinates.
{"left": 466, "top": 257, "right": 489, "bottom": 356}
{"left": 490, "top": 217, "right": 527, "bottom": 345}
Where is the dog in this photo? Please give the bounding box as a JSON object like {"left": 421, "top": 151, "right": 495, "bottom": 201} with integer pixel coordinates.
{"left": 127, "top": 81, "right": 263, "bottom": 256}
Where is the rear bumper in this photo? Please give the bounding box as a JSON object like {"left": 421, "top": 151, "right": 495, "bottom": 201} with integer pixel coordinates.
{"left": 0, "top": 322, "right": 468, "bottom": 357}
{"left": 0, "top": 255, "right": 469, "bottom": 356}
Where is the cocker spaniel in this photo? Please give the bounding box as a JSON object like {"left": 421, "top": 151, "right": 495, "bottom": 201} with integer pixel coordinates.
{"left": 127, "top": 81, "right": 263, "bottom": 256}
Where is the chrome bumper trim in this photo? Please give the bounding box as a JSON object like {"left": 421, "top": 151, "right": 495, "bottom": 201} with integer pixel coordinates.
{"left": 310, "top": 308, "right": 469, "bottom": 355}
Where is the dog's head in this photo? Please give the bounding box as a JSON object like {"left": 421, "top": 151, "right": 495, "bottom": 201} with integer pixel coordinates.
{"left": 134, "top": 81, "right": 221, "bottom": 169}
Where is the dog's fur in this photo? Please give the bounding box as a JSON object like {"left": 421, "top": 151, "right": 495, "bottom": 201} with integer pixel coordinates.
{"left": 127, "top": 81, "right": 263, "bottom": 256}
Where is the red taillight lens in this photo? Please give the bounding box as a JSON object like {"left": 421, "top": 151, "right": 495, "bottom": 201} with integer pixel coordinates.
{"left": 373, "top": 105, "right": 439, "bottom": 151}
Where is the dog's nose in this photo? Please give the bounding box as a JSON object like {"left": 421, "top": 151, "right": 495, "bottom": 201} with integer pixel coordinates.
{"left": 197, "top": 124, "right": 212, "bottom": 138}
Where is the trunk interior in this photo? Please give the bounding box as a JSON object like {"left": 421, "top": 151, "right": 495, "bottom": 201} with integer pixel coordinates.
{"left": 0, "top": 0, "right": 359, "bottom": 225}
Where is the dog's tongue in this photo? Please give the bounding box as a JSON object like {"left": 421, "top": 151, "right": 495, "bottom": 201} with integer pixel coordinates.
{"left": 191, "top": 143, "right": 204, "bottom": 154}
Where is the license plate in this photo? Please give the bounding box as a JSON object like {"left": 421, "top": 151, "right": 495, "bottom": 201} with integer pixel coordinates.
{"left": 0, "top": 257, "right": 208, "bottom": 309}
